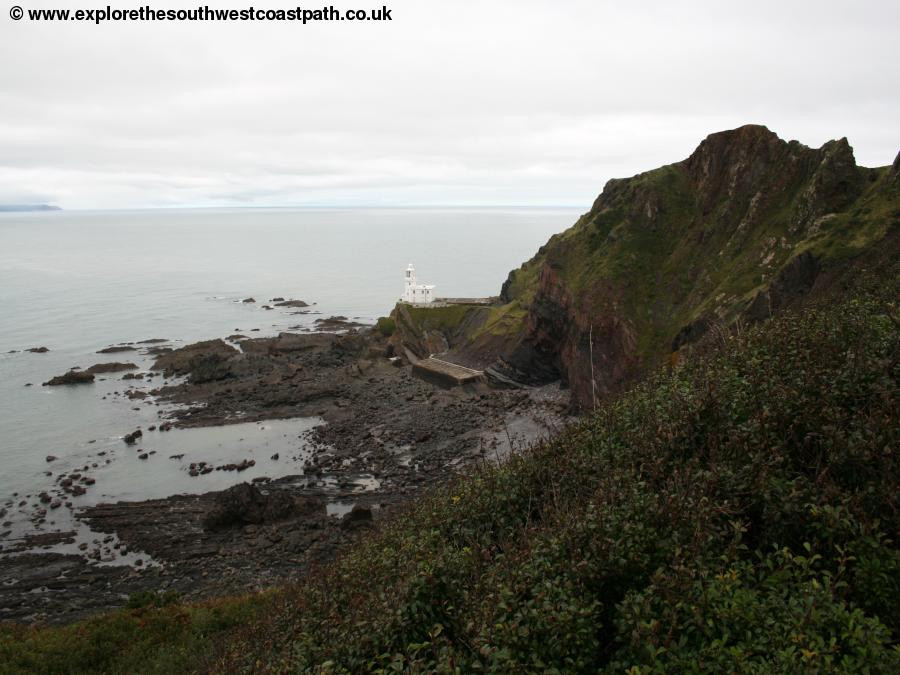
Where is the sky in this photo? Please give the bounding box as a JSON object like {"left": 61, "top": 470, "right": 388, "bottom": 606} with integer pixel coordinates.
{"left": 1, "top": 0, "right": 898, "bottom": 209}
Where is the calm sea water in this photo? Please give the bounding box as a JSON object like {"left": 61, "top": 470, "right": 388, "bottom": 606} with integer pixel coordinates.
{"left": 0, "top": 207, "right": 578, "bottom": 548}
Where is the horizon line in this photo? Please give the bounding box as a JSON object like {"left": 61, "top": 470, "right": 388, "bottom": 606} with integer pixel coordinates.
{"left": 1, "top": 203, "right": 588, "bottom": 213}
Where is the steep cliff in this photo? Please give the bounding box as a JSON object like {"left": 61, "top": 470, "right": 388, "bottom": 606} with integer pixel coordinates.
{"left": 494, "top": 125, "right": 899, "bottom": 408}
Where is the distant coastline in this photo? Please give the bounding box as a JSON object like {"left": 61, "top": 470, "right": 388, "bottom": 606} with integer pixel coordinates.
{"left": 0, "top": 204, "right": 61, "bottom": 212}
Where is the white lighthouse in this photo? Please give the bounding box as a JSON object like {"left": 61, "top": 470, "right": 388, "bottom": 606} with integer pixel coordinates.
{"left": 403, "top": 263, "right": 436, "bottom": 304}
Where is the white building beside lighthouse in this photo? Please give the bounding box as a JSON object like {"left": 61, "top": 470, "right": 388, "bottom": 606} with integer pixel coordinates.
{"left": 402, "top": 263, "right": 436, "bottom": 304}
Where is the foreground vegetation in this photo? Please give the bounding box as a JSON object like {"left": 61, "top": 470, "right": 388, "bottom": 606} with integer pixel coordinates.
{"left": 2, "top": 279, "right": 898, "bottom": 672}
{"left": 0, "top": 592, "right": 272, "bottom": 674}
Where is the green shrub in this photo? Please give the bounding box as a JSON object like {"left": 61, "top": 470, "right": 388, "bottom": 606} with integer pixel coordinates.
{"left": 375, "top": 316, "right": 396, "bottom": 337}
{"left": 612, "top": 547, "right": 900, "bottom": 673}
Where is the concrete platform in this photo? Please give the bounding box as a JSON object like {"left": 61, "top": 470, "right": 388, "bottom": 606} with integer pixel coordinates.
{"left": 436, "top": 297, "right": 497, "bottom": 306}
{"left": 412, "top": 356, "right": 484, "bottom": 387}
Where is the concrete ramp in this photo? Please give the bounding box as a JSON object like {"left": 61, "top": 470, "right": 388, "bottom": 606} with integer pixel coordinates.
{"left": 413, "top": 356, "right": 484, "bottom": 387}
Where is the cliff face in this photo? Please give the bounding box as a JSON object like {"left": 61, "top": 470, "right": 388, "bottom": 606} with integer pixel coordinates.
{"left": 494, "top": 125, "right": 899, "bottom": 409}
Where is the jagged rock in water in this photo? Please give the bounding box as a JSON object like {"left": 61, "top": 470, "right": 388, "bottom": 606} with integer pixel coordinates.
{"left": 152, "top": 339, "right": 239, "bottom": 380}
{"left": 97, "top": 346, "right": 136, "bottom": 354}
{"left": 43, "top": 371, "right": 95, "bottom": 386}
{"left": 123, "top": 429, "right": 142, "bottom": 445}
{"left": 85, "top": 362, "right": 138, "bottom": 374}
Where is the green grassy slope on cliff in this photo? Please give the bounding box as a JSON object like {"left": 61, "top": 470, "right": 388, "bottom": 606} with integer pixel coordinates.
{"left": 3, "top": 277, "right": 898, "bottom": 673}
{"left": 388, "top": 302, "right": 526, "bottom": 367}
{"left": 389, "top": 303, "right": 493, "bottom": 358}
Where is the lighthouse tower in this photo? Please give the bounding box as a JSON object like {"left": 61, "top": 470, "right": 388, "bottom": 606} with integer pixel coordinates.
{"left": 404, "top": 263, "right": 417, "bottom": 298}
{"left": 403, "top": 263, "right": 436, "bottom": 304}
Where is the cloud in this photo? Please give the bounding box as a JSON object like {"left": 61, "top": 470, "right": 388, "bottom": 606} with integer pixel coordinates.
{"left": 0, "top": 0, "right": 897, "bottom": 208}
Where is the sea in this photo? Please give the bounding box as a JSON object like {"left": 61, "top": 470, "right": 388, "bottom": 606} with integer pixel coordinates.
{"left": 0, "top": 207, "right": 579, "bottom": 554}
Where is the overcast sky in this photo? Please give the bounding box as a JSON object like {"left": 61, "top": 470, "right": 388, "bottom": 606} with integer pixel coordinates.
{"left": 1, "top": 0, "right": 898, "bottom": 209}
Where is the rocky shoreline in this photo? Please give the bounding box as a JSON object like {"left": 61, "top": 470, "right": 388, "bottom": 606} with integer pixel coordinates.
{"left": 1, "top": 322, "right": 568, "bottom": 624}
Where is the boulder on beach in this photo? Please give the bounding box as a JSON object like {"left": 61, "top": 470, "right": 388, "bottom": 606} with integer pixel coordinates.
{"left": 275, "top": 299, "right": 309, "bottom": 308}
{"left": 26, "top": 346, "right": 49, "bottom": 353}
{"left": 341, "top": 504, "right": 374, "bottom": 530}
{"left": 85, "top": 362, "right": 138, "bottom": 374}
{"left": 202, "top": 482, "right": 307, "bottom": 531}
{"left": 242, "top": 297, "right": 256, "bottom": 303}
{"left": 43, "top": 370, "right": 95, "bottom": 386}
